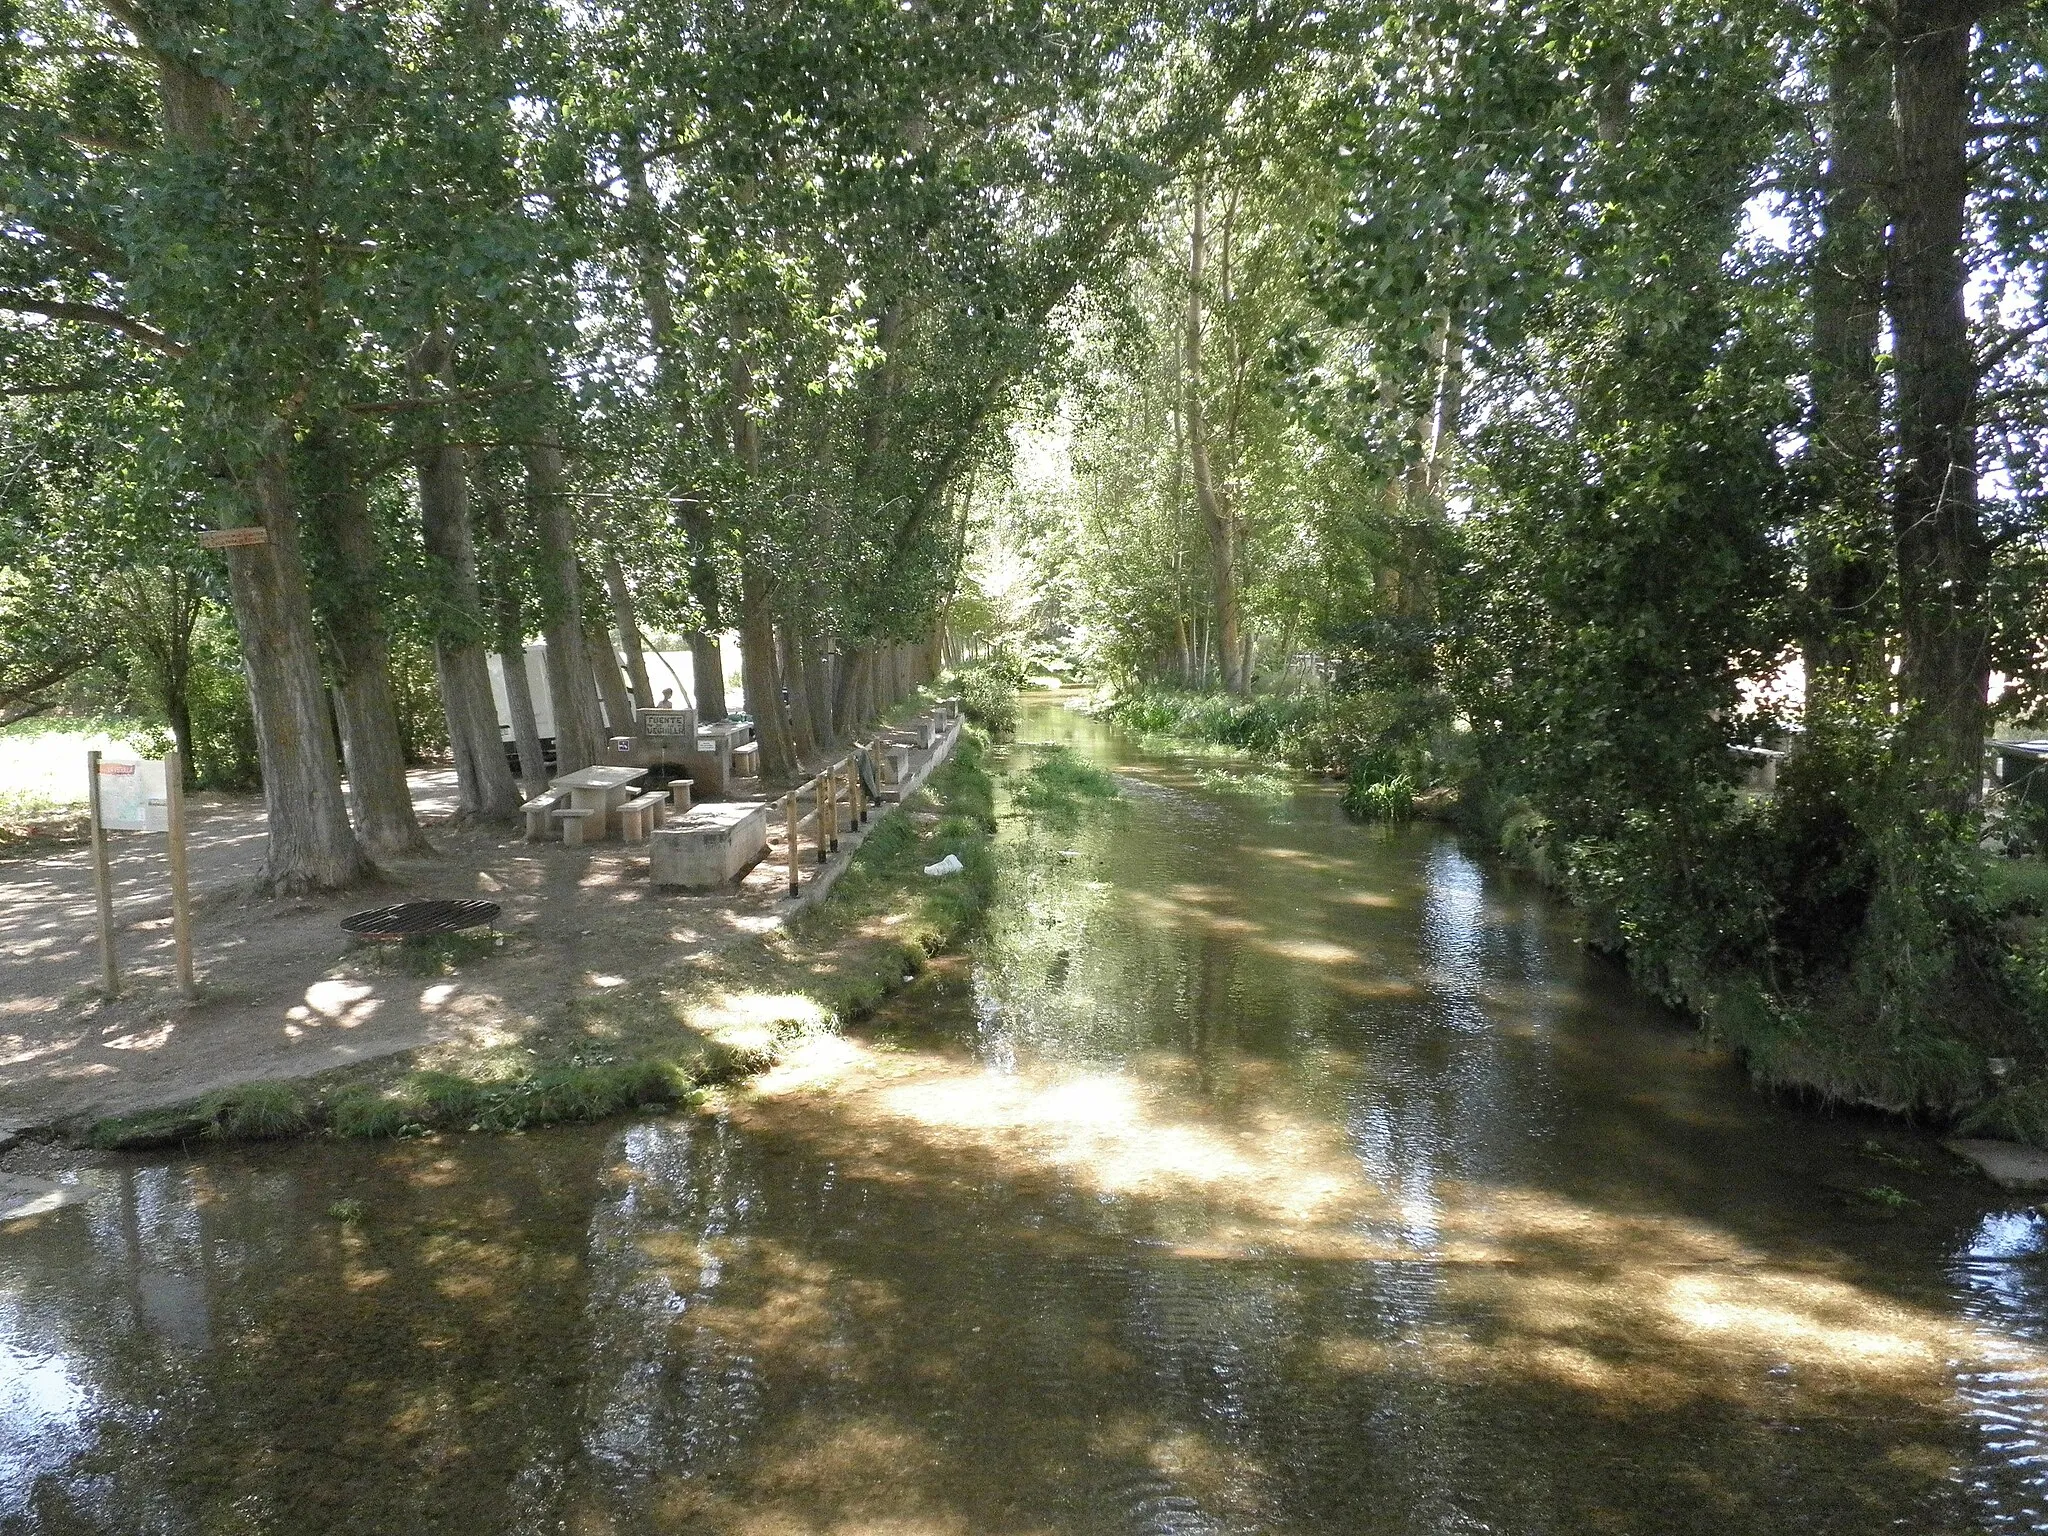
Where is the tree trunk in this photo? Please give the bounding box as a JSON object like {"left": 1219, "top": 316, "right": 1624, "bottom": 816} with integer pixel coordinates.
{"left": 476, "top": 487, "right": 549, "bottom": 798}
{"left": 1890, "top": 0, "right": 1991, "bottom": 806}
{"left": 523, "top": 437, "right": 605, "bottom": 774}
{"left": 781, "top": 623, "right": 822, "bottom": 764}
{"left": 691, "top": 633, "right": 728, "bottom": 721}
{"left": 415, "top": 333, "right": 521, "bottom": 821}
{"left": 306, "top": 439, "right": 431, "bottom": 856}
{"left": 833, "top": 645, "right": 867, "bottom": 739}
{"left": 740, "top": 562, "right": 799, "bottom": 780}
{"left": 1185, "top": 176, "right": 1245, "bottom": 696}
{"left": 624, "top": 147, "right": 730, "bottom": 728}
{"left": 150, "top": 51, "right": 366, "bottom": 890}
{"left": 1806, "top": 22, "right": 1891, "bottom": 705}
{"left": 856, "top": 647, "right": 878, "bottom": 730}
{"left": 225, "top": 455, "right": 372, "bottom": 894}
{"left": 586, "top": 586, "right": 635, "bottom": 736}
{"left": 602, "top": 549, "right": 653, "bottom": 709}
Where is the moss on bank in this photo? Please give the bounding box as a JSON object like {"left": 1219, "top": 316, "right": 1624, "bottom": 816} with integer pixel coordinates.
{"left": 88, "top": 733, "right": 999, "bottom": 1152}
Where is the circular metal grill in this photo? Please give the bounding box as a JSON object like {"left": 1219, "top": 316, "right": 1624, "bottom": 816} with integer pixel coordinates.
{"left": 340, "top": 898, "right": 501, "bottom": 942}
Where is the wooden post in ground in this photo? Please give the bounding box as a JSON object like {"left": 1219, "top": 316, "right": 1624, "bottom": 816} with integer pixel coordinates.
{"left": 812, "top": 776, "right": 827, "bottom": 865}
{"left": 826, "top": 759, "right": 839, "bottom": 854}
{"left": 166, "top": 748, "right": 195, "bottom": 999}
{"left": 785, "top": 791, "right": 800, "bottom": 898}
{"left": 86, "top": 751, "right": 118, "bottom": 998}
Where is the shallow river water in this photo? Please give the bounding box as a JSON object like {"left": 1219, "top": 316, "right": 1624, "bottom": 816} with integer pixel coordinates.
{"left": 8, "top": 696, "right": 2048, "bottom": 1534}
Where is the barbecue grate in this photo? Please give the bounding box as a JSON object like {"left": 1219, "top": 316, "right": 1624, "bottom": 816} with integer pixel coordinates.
{"left": 341, "top": 899, "right": 501, "bottom": 942}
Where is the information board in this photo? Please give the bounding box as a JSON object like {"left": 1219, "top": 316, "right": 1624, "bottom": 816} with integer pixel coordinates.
{"left": 97, "top": 758, "right": 168, "bottom": 832}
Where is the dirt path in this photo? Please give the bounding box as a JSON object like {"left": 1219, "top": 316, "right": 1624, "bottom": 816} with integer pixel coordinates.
{"left": 0, "top": 770, "right": 808, "bottom": 1133}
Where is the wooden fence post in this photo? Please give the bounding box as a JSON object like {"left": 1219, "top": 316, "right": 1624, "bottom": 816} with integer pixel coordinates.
{"left": 785, "top": 791, "right": 800, "bottom": 897}
{"left": 826, "top": 760, "right": 839, "bottom": 854}
{"left": 166, "top": 748, "right": 195, "bottom": 999}
{"left": 86, "top": 750, "right": 118, "bottom": 998}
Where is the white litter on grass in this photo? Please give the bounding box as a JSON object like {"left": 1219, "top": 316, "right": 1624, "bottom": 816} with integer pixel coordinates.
{"left": 923, "top": 853, "right": 964, "bottom": 878}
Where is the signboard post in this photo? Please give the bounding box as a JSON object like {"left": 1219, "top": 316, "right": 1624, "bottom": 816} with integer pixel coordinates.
{"left": 86, "top": 751, "right": 119, "bottom": 998}
{"left": 166, "top": 749, "right": 195, "bottom": 999}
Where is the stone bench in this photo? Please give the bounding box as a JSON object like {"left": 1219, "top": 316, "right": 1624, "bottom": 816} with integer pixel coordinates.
{"left": 651, "top": 801, "right": 770, "bottom": 889}
{"left": 618, "top": 790, "right": 669, "bottom": 843}
{"left": 667, "top": 778, "right": 694, "bottom": 813}
{"left": 523, "top": 791, "right": 567, "bottom": 841}
{"left": 732, "top": 741, "right": 761, "bottom": 778}
{"left": 552, "top": 807, "right": 597, "bottom": 847}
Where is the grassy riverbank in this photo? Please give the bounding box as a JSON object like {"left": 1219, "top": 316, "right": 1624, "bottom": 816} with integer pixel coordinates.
{"left": 1087, "top": 681, "right": 2048, "bottom": 1146}
{"left": 88, "top": 735, "right": 1000, "bottom": 1150}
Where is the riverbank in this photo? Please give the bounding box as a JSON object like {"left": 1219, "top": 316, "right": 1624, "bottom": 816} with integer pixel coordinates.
{"left": 1085, "top": 682, "right": 2048, "bottom": 1153}
{"left": 68, "top": 733, "right": 997, "bottom": 1151}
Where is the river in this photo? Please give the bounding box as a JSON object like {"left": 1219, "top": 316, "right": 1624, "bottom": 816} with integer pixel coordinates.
{"left": 5, "top": 694, "right": 2048, "bottom": 1533}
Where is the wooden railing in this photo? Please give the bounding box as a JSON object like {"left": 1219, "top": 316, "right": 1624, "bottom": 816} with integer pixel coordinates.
{"left": 770, "top": 705, "right": 962, "bottom": 900}
{"left": 778, "top": 748, "right": 870, "bottom": 898}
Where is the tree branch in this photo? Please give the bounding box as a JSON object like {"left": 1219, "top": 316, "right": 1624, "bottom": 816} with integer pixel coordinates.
{"left": 0, "top": 293, "right": 185, "bottom": 356}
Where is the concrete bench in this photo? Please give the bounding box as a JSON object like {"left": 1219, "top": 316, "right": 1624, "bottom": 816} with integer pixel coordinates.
{"left": 618, "top": 790, "right": 669, "bottom": 843}
{"left": 732, "top": 741, "right": 761, "bottom": 778}
{"left": 667, "top": 778, "right": 694, "bottom": 813}
{"left": 523, "top": 791, "right": 567, "bottom": 841}
{"left": 651, "top": 801, "right": 770, "bottom": 889}
{"left": 552, "top": 807, "right": 597, "bottom": 847}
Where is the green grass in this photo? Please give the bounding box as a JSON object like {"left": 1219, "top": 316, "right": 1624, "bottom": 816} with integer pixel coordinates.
{"left": 1982, "top": 856, "right": 2048, "bottom": 917}
{"left": 1188, "top": 765, "right": 1295, "bottom": 800}
{"left": 91, "top": 1080, "right": 312, "bottom": 1149}
{"left": 1009, "top": 744, "right": 1119, "bottom": 829}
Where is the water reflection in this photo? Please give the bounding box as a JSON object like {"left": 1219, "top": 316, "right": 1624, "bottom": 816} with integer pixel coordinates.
{"left": 4, "top": 697, "right": 2048, "bottom": 1532}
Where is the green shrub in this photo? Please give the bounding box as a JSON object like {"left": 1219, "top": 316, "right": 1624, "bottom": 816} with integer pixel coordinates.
{"left": 948, "top": 653, "right": 1024, "bottom": 739}
{"left": 1344, "top": 771, "right": 1416, "bottom": 822}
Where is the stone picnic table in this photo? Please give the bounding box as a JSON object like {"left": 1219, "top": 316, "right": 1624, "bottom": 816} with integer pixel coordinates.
{"left": 548, "top": 764, "right": 647, "bottom": 840}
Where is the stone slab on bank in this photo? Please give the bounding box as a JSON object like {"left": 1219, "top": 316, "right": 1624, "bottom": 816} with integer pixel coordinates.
{"left": 652, "top": 802, "right": 771, "bottom": 889}
{"left": 1945, "top": 1138, "right": 2048, "bottom": 1190}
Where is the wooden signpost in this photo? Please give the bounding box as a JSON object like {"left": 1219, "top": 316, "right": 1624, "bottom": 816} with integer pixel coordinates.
{"left": 85, "top": 750, "right": 119, "bottom": 998}
{"left": 166, "top": 749, "right": 195, "bottom": 998}
{"left": 84, "top": 749, "right": 197, "bottom": 1002}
